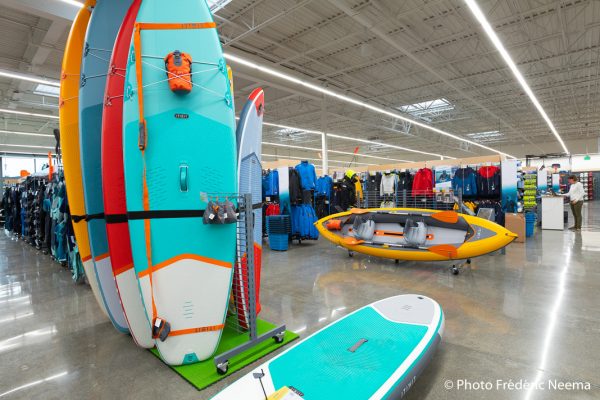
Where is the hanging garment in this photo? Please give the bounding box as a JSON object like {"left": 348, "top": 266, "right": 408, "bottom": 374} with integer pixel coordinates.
{"left": 289, "top": 168, "right": 303, "bottom": 205}
{"left": 315, "top": 175, "right": 333, "bottom": 198}
{"left": 452, "top": 167, "right": 478, "bottom": 197}
{"left": 295, "top": 160, "right": 317, "bottom": 190}
{"left": 412, "top": 168, "right": 434, "bottom": 197}
{"left": 396, "top": 171, "right": 413, "bottom": 192}
{"left": 262, "top": 170, "right": 279, "bottom": 197}
{"left": 354, "top": 178, "right": 363, "bottom": 204}
{"left": 477, "top": 166, "right": 501, "bottom": 198}
{"left": 380, "top": 173, "right": 396, "bottom": 196}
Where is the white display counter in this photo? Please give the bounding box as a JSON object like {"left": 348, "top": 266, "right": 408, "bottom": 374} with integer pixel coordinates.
{"left": 541, "top": 196, "right": 565, "bottom": 230}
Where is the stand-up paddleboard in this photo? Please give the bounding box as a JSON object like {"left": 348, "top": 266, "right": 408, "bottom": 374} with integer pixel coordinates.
{"left": 102, "top": 0, "right": 153, "bottom": 347}
{"left": 59, "top": 0, "right": 107, "bottom": 317}
{"left": 123, "top": 0, "right": 236, "bottom": 365}
{"left": 80, "top": 0, "right": 132, "bottom": 334}
{"left": 213, "top": 294, "right": 444, "bottom": 399}
{"left": 234, "top": 89, "right": 264, "bottom": 330}
{"left": 278, "top": 167, "right": 290, "bottom": 215}
{"left": 317, "top": 208, "right": 518, "bottom": 261}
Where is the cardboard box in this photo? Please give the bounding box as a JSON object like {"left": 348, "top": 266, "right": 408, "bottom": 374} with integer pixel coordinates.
{"left": 505, "top": 213, "right": 525, "bottom": 243}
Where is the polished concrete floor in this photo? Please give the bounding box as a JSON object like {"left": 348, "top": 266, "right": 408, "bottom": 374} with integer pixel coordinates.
{"left": 1, "top": 203, "right": 599, "bottom": 399}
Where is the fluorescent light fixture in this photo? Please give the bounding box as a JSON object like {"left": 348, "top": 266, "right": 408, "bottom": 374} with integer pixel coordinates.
{"left": 262, "top": 141, "right": 410, "bottom": 162}
{"left": 261, "top": 153, "right": 374, "bottom": 166}
{"left": 0, "top": 130, "right": 53, "bottom": 138}
{"left": 0, "top": 69, "right": 60, "bottom": 87}
{"left": 33, "top": 84, "right": 60, "bottom": 98}
{"left": 464, "top": 0, "right": 569, "bottom": 154}
{"left": 0, "top": 151, "right": 55, "bottom": 157}
{"left": 0, "top": 108, "right": 59, "bottom": 120}
{"left": 56, "top": 0, "right": 83, "bottom": 7}
{"left": 0, "top": 144, "right": 54, "bottom": 149}
{"left": 225, "top": 52, "right": 515, "bottom": 158}
{"left": 262, "top": 121, "right": 444, "bottom": 159}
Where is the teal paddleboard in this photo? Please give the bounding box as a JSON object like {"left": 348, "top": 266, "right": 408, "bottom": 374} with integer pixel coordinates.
{"left": 122, "top": 0, "right": 236, "bottom": 365}
{"left": 213, "top": 294, "right": 444, "bottom": 399}
{"left": 79, "top": 0, "right": 132, "bottom": 333}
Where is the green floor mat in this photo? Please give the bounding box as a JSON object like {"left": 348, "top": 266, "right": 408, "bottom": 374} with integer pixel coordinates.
{"left": 150, "top": 318, "right": 299, "bottom": 390}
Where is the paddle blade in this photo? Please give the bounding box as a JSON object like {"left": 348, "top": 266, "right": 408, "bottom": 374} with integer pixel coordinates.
{"left": 349, "top": 208, "right": 370, "bottom": 215}
{"left": 431, "top": 211, "right": 459, "bottom": 224}
{"left": 428, "top": 244, "right": 458, "bottom": 259}
{"left": 343, "top": 236, "right": 364, "bottom": 246}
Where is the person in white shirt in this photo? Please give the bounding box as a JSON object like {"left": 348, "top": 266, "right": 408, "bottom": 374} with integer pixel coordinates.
{"left": 566, "top": 175, "right": 585, "bottom": 230}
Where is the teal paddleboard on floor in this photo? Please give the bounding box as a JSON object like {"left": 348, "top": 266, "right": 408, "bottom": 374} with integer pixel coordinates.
{"left": 79, "top": 0, "right": 132, "bottom": 334}
{"left": 213, "top": 294, "right": 444, "bottom": 399}
{"left": 122, "top": 0, "right": 236, "bottom": 365}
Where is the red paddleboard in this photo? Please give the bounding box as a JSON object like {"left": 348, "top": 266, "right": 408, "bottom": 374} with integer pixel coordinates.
{"left": 101, "top": 0, "right": 153, "bottom": 348}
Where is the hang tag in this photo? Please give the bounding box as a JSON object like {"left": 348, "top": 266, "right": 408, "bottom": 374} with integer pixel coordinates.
{"left": 209, "top": 213, "right": 215, "bottom": 220}
{"left": 266, "top": 196, "right": 271, "bottom": 202}
{"left": 224, "top": 213, "right": 228, "bottom": 219}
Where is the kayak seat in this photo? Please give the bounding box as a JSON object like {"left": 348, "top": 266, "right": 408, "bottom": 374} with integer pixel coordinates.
{"left": 404, "top": 219, "right": 427, "bottom": 246}
{"left": 353, "top": 216, "right": 375, "bottom": 241}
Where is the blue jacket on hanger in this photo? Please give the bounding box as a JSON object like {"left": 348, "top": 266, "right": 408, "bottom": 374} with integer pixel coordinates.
{"left": 452, "top": 167, "right": 478, "bottom": 196}
{"left": 295, "top": 160, "right": 317, "bottom": 190}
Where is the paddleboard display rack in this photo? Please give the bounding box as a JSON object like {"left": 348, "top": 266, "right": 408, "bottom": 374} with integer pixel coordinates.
{"left": 214, "top": 193, "right": 286, "bottom": 375}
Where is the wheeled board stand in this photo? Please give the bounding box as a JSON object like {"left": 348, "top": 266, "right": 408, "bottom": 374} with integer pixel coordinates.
{"left": 214, "top": 193, "right": 286, "bottom": 375}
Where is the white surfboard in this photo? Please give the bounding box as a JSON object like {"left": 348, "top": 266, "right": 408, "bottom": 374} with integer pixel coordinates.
{"left": 235, "top": 88, "right": 264, "bottom": 329}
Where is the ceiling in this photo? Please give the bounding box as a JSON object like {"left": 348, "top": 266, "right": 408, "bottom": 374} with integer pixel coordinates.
{"left": 1, "top": 0, "right": 600, "bottom": 168}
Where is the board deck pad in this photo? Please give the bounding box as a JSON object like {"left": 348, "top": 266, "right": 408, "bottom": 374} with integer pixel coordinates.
{"left": 58, "top": 0, "right": 107, "bottom": 317}
{"left": 80, "top": 0, "right": 131, "bottom": 333}
{"left": 123, "top": 0, "right": 237, "bottom": 365}
{"left": 212, "top": 295, "right": 444, "bottom": 400}
{"left": 235, "top": 88, "right": 264, "bottom": 329}
{"left": 101, "top": 0, "right": 153, "bottom": 347}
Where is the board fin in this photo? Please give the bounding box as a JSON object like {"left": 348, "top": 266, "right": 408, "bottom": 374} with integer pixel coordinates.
{"left": 343, "top": 236, "right": 364, "bottom": 246}
{"left": 431, "top": 210, "right": 459, "bottom": 224}
{"left": 428, "top": 244, "right": 458, "bottom": 258}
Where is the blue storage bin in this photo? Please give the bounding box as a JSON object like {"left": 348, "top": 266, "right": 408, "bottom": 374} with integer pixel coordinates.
{"left": 269, "top": 233, "right": 289, "bottom": 251}
{"left": 525, "top": 212, "right": 536, "bottom": 237}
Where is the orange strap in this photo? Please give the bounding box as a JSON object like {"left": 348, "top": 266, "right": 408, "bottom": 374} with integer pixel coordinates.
{"left": 168, "top": 324, "right": 224, "bottom": 337}
{"left": 132, "top": 21, "right": 217, "bottom": 339}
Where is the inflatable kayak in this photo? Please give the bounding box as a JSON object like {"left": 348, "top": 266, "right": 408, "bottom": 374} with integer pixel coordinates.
{"left": 212, "top": 294, "right": 443, "bottom": 400}
{"left": 316, "top": 208, "right": 517, "bottom": 261}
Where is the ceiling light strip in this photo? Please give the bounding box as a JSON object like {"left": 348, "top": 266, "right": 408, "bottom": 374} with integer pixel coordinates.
{"left": 262, "top": 121, "right": 447, "bottom": 158}
{"left": 0, "top": 130, "right": 54, "bottom": 138}
{"left": 0, "top": 69, "right": 60, "bottom": 87}
{"left": 0, "top": 108, "right": 59, "bottom": 120}
{"left": 225, "top": 52, "right": 515, "bottom": 158}
{"left": 464, "top": 0, "right": 569, "bottom": 154}
{"left": 262, "top": 141, "right": 410, "bottom": 162}
{"left": 262, "top": 153, "right": 374, "bottom": 166}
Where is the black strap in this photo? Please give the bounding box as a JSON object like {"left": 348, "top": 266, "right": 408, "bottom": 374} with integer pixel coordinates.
{"left": 252, "top": 202, "right": 263, "bottom": 210}
{"left": 71, "top": 214, "right": 85, "bottom": 223}
{"left": 127, "top": 209, "right": 205, "bottom": 220}
{"left": 105, "top": 213, "right": 128, "bottom": 224}
{"left": 85, "top": 213, "right": 104, "bottom": 221}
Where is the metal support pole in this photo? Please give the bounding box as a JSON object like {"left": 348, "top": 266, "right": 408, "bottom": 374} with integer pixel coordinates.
{"left": 321, "top": 96, "right": 328, "bottom": 174}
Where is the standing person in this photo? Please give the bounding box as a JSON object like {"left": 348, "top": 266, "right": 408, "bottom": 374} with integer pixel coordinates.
{"left": 565, "top": 175, "right": 585, "bottom": 230}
